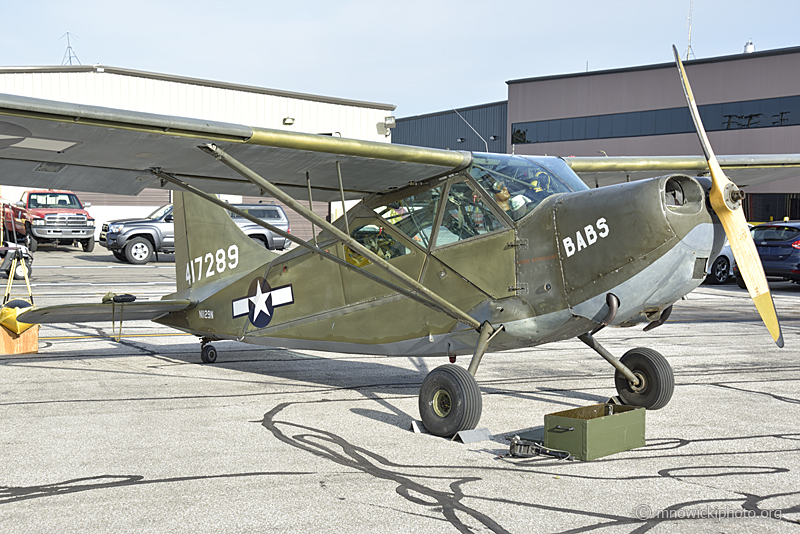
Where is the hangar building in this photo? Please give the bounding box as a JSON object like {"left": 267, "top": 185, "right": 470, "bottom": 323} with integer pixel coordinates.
{"left": 393, "top": 45, "right": 800, "bottom": 222}
{"left": 0, "top": 65, "right": 396, "bottom": 242}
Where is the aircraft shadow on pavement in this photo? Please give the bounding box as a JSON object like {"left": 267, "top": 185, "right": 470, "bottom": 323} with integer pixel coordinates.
{"left": 27, "top": 334, "right": 611, "bottom": 432}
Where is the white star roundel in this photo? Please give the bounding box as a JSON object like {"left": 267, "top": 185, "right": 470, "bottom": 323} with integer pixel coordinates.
{"left": 232, "top": 278, "right": 294, "bottom": 328}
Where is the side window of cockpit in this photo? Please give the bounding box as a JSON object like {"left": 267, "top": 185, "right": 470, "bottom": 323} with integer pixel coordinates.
{"left": 345, "top": 224, "right": 409, "bottom": 267}
{"left": 435, "top": 181, "right": 505, "bottom": 247}
{"left": 374, "top": 187, "right": 442, "bottom": 249}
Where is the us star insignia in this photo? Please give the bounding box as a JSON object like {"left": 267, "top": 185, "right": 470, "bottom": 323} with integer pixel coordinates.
{"left": 232, "top": 278, "right": 294, "bottom": 328}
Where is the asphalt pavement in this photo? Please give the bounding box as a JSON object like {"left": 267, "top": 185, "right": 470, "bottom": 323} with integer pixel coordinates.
{"left": 1, "top": 244, "right": 799, "bottom": 533}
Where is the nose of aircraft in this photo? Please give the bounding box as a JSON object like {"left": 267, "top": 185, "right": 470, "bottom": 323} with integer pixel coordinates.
{"left": 551, "top": 174, "right": 716, "bottom": 326}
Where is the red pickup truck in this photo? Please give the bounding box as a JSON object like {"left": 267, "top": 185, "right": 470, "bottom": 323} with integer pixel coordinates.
{"left": 19, "top": 190, "right": 95, "bottom": 252}
{"left": 1, "top": 197, "right": 30, "bottom": 245}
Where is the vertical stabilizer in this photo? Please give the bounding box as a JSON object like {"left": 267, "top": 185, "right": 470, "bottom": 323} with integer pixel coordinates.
{"left": 173, "top": 191, "right": 278, "bottom": 292}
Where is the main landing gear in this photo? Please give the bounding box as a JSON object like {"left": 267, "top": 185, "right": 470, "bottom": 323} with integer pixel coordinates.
{"left": 419, "top": 321, "right": 501, "bottom": 438}
{"left": 578, "top": 333, "right": 674, "bottom": 410}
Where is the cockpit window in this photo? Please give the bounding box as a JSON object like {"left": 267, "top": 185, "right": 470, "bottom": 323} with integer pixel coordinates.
{"left": 346, "top": 224, "right": 409, "bottom": 267}
{"left": 435, "top": 180, "right": 506, "bottom": 247}
{"left": 469, "top": 154, "right": 589, "bottom": 221}
{"left": 375, "top": 187, "right": 442, "bottom": 249}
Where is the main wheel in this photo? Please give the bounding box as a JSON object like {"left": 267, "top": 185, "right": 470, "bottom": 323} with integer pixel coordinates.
{"left": 201, "top": 344, "right": 218, "bottom": 364}
{"left": 124, "top": 237, "right": 153, "bottom": 264}
{"left": 419, "top": 364, "right": 482, "bottom": 437}
{"left": 614, "top": 348, "right": 674, "bottom": 410}
{"left": 82, "top": 238, "right": 95, "bottom": 252}
{"left": 708, "top": 256, "right": 730, "bottom": 284}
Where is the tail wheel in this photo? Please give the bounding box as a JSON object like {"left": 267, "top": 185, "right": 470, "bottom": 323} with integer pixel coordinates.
{"left": 201, "top": 344, "right": 217, "bottom": 364}
{"left": 419, "top": 364, "right": 482, "bottom": 437}
{"left": 614, "top": 348, "right": 674, "bottom": 410}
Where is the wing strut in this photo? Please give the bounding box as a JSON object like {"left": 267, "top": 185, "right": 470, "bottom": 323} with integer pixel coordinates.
{"left": 154, "top": 169, "right": 480, "bottom": 329}
{"left": 196, "top": 143, "right": 482, "bottom": 330}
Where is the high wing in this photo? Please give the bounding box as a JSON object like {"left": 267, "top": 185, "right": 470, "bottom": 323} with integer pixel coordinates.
{"left": 566, "top": 155, "right": 800, "bottom": 188}
{"left": 18, "top": 299, "right": 195, "bottom": 323}
{"left": 3, "top": 93, "right": 800, "bottom": 200}
{"left": 0, "top": 93, "right": 470, "bottom": 201}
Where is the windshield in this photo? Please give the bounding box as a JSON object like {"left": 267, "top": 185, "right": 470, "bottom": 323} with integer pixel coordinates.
{"left": 147, "top": 204, "right": 172, "bottom": 220}
{"left": 469, "top": 154, "right": 589, "bottom": 221}
{"left": 228, "top": 206, "right": 283, "bottom": 221}
{"left": 28, "top": 192, "right": 83, "bottom": 209}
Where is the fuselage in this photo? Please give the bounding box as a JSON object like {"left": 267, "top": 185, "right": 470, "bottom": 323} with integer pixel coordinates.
{"left": 157, "top": 153, "right": 722, "bottom": 357}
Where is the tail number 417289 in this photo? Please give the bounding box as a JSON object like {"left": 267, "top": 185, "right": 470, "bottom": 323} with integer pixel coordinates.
{"left": 186, "top": 245, "right": 239, "bottom": 285}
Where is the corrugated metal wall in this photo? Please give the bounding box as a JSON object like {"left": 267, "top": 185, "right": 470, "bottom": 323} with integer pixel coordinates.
{"left": 392, "top": 101, "right": 508, "bottom": 153}
{"left": 0, "top": 68, "right": 395, "bottom": 234}
{"left": 0, "top": 69, "right": 393, "bottom": 141}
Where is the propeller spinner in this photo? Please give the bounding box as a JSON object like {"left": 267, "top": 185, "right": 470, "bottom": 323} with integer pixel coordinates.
{"left": 672, "top": 45, "right": 783, "bottom": 347}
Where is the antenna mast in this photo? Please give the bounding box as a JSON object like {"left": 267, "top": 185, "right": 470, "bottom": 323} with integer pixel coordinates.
{"left": 60, "top": 32, "right": 81, "bottom": 66}
{"left": 684, "top": 0, "right": 696, "bottom": 60}
{"left": 451, "top": 107, "right": 488, "bottom": 152}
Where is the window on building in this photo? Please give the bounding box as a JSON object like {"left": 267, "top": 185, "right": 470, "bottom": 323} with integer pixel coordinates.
{"left": 511, "top": 94, "right": 800, "bottom": 144}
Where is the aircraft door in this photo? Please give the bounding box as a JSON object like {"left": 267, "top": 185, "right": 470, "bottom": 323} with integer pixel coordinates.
{"left": 338, "top": 216, "right": 426, "bottom": 304}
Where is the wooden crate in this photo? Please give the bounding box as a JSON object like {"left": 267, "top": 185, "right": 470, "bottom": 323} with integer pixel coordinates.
{"left": 0, "top": 324, "right": 39, "bottom": 355}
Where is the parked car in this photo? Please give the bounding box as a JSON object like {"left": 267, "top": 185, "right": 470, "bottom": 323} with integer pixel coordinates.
{"left": 706, "top": 239, "right": 735, "bottom": 284}
{"left": 100, "top": 202, "right": 290, "bottom": 264}
{"left": 225, "top": 204, "right": 291, "bottom": 250}
{"left": 19, "top": 189, "right": 95, "bottom": 252}
{"left": 734, "top": 221, "right": 800, "bottom": 288}
{"left": 1, "top": 197, "right": 30, "bottom": 244}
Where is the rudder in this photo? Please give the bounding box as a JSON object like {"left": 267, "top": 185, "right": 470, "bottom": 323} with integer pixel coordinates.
{"left": 173, "top": 191, "right": 278, "bottom": 291}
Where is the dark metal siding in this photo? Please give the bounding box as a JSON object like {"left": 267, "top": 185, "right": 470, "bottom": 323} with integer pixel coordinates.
{"left": 392, "top": 101, "right": 508, "bottom": 153}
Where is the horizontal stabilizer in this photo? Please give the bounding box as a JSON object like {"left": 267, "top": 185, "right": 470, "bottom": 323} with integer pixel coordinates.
{"left": 18, "top": 299, "right": 194, "bottom": 324}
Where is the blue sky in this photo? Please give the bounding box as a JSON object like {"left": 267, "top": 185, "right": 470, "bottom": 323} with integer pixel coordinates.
{"left": 0, "top": 0, "right": 798, "bottom": 117}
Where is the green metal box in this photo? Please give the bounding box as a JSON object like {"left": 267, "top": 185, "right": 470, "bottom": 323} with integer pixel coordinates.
{"left": 543, "top": 403, "right": 645, "bottom": 461}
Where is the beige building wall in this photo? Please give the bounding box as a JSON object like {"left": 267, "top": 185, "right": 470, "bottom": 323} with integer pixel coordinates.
{"left": 507, "top": 48, "right": 800, "bottom": 174}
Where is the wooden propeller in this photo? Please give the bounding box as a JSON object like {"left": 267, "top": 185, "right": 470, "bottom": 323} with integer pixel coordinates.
{"left": 672, "top": 45, "right": 783, "bottom": 347}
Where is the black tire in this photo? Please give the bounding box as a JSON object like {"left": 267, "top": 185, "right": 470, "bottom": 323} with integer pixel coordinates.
{"left": 28, "top": 230, "right": 38, "bottom": 253}
{"left": 419, "top": 364, "right": 482, "bottom": 437}
{"left": 735, "top": 272, "right": 747, "bottom": 290}
{"left": 708, "top": 256, "right": 730, "bottom": 284}
{"left": 249, "top": 236, "right": 267, "bottom": 248}
{"left": 201, "top": 344, "right": 217, "bottom": 364}
{"left": 614, "top": 348, "right": 674, "bottom": 410}
{"left": 112, "top": 250, "right": 128, "bottom": 262}
{"left": 124, "top": 237, "right": 153, "bottom": 264}
{"left": 82, "top": 238, "right": 95, "bottom": 252}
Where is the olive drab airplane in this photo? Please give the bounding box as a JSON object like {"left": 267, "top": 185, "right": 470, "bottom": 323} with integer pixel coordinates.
{"left": 1, "top": 48, "right": 799, "bottom": 437}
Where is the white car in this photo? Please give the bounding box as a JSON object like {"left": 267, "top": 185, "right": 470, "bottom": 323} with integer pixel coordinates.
{"left": 707, "top": 240, "right": 735, "bottom": 284}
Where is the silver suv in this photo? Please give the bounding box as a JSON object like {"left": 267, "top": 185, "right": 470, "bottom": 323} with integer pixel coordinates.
{"left": 100, "top": 202, "right": 290, "bottom": 264}
{"left": 226, "top": 204, "right": 291, "bottom": 250}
